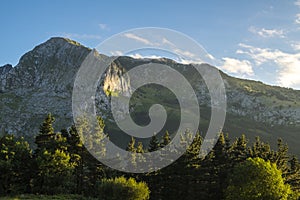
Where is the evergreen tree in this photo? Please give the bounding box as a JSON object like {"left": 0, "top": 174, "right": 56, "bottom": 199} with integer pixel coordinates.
{"left": 160, "top": 130, "right": 171, "bottom": 148}
{"left": 148, "top": 135, "right": 160, "bottom": 152}
{"left": 34, "top": 149, "right": 76, "bottom": 194}
{"left": 125, "top": 136, "right": 137, "bottom": 170}
{"left": 136, "top": 142, "right": 146, "bottom": 171}
{"left": 230, "top": 134, "right": 248, "bottom": 163}
{"left": 126, "top": 137, "right": 136, "bottom": 152}
{"left": 35, "top": 113, "right": 56, "bottom": 152}
{"left": 273, "top": 138, "right": 290, "bottom": 176}
{"left": 39, "top": 113, "right": 55, "bottom": 135}
{"left": 73, "top": 115, "right": 108, "bottom": 196}
{"left": 286, "top": 156, "right": 300, "bottom": 195}
{"left": 249, "top": 136, "right": 273, "bottom": 161}
{"left": 200, "top": 132, "right": 230, "bottom": 200}
{"left": 66, "top": 125, "right": 84, "bottom": 194}
{"left": 136, "top": 142, "right": 144, "bottom": 153}
{"left": 0, "top": 134, "right": 32, "bottom": 195}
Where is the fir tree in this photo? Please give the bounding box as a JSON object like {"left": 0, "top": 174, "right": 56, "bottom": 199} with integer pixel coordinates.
{"left": 0, "top": 134, "right": 32, "bottom": 194}
{"left": 160, "top": 130, "right": 171, "bottom": 148}
{"left": 148, "top": 135, "right": 160, "bottom": 152}
{"left": 136, "top": 142, "right": 144, "bottom": 153}
{"left": 126, "top": 137, "right": 136, "bottom": 152}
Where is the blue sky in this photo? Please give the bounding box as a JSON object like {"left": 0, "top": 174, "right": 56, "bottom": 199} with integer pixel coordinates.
{"left": 1, "top": 0, "right": 300, "bottom": 89}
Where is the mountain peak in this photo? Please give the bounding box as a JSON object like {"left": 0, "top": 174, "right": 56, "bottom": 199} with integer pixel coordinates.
{"left": 45, "top": 37, "right": 83, "bottom": 47}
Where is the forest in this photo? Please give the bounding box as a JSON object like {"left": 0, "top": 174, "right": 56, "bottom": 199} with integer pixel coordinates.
{"left": 0, "top": 113, "right": 299, "bottom": 200}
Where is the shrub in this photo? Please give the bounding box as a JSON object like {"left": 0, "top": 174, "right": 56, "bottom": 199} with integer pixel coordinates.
{"left": 224, "top": 157, "right": 293, "bottom": 200}
{"left": 96, "top": 176, "right": 150, "bottom": 200}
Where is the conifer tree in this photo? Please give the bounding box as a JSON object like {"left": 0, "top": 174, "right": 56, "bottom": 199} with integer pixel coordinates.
{"left": 148, "top": 135, "right": 160, "bottom": 152}
{"left": 0, "top": 134, "right": 32, "bottom": 194}
{"left": 286, "top": 156, "right": 300, "bottom": 194}
{"left": 35, "top": 113, "right": 56, "bottom": 152}
{"left": 136, "top": 142, "right": 144, "bottom": 153}
{"left": 160, "top": 130, "right": 171, "bottom": 148}
{"left": 230, "top": 134, "right": 248, "bottom": 163}
{"left": 126, "top": 137, "right": 136, "bottom": 152}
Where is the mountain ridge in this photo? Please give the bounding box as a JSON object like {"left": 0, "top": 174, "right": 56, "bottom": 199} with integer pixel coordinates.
{"left": 0, "top": 37, "right": 299, "bottom": 156}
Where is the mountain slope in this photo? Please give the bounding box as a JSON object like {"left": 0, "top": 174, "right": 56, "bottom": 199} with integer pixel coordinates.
{"left": 0, "top": 37, "right": 299, "bottom": 156}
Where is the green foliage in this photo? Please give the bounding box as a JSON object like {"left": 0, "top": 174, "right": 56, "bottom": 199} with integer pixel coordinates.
{"left": 136, "top": 142, "right": 144, "bottom": 154}
{"left": 224, "top": 157, "right": 293, "bottom": 200}
{"left": 68, "top": 116, "right": 108, "bottom": 196}
{"left": 126, "top": 137, "right": 136, "bottom": 153}
{"left": 148, "top": 135, "right": 160, "bottom": 152}
{"left": 0, "top": 134, "right": 32, "bottom": 195}
{"left": 96, "top": 176, "right": 150, "bottom": 200}
{"left": 34, "top": 149, "right": 76, "bottom": 194}
{"left": 39, "top": 113, "right": 55, "bottom": 135}
{"left": 1, "top": 114, "right": 300, "bottom": 200}
{"left": 160, "top": 131, "right": 171, "bottom": 148}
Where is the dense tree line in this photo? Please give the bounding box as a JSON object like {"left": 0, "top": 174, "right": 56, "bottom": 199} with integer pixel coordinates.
{"left": 0, "top": 113, "right": 299, "bottom": 199}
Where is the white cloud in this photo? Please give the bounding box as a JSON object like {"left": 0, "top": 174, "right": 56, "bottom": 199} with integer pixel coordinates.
{"left": 295, "top": 1, "right": 300, "bottom": 24}
{"left": 206, "top": 53, "right": 216, "bottom": 60}
{"left": 99, "top": 23, "right": 109, "bottom": 30}
{"left": 110, "top": 50, "right": 123, "bottom": 56}
{"left": 237, "top": 43, "right": 300, "bottom": 88}
{"left": 173, "top": 48, "right": 196, "bottom": 58}
{"left": 162, "top": 37, "right": 176, "bottom": 47}
{"left": 123, "top": 33, "right": 155, "bottom": 45}
{"left": 176, "top": 57, "right": 203, "bottom": 64}
{"left": 62, "top": 33, "right": 101, "bottom": 40}
{"left": 248, "top": 26, "right": 285, "bottom": 38}
{"left": 127, "top": 53, "right": 163, "bottom": 60}
{"left": 296, "top": 13, "right": 300, "bottom": 24}
{"left": 126, "top": 53, "right": 203, "bottom": 64}
{"left": 291, "top": 42, "right": 300, "bottom": 51}
{"left": 219, "top": 57, "right": 254, "bottom": 76}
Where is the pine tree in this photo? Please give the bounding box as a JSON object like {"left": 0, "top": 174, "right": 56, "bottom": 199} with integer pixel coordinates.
{"left": 249, "top": 136, "right": 273, "bottom": 161}
{"left": 148, "top": 135, "right": 160, "bottom": 152}
{"left": 0, "top": 134, "right": 32, "bottom": 195}
{"left": 160, "top": 130, "right": 171, "bottom": 148}
{"left": 136, "top": 142, "right": 144, "bottom": 153}
{"left": 34, "top": 149, "right": 76, "bottom": 194}
{"left": 207, "top": 132, "right": 231, "bottom": 199}
{"left": 230, "top": 134, "right": 248, "bottom": 163}
{"left": 126, "top": 137, "right": 136, "bottom": 152}
{"left": 125, "top": 136, "right": 137, "bottom": 171}
{"left": 73, "top": 115, "right": 108, "bottom": 195}
{"left": 35, "top": 113, "right": 56, "bottom": 152}
{"left": 287, "top": 156, "right": 300, "bottom": 194}
{"left": 33, "top": 114, "right": 76, "bottom": 194}
{"left": 273, "top": 138, "right": 290, "bottom": 176}
{"left": 39, "top": 113, "right": 55, "bottom": 135}
{"left": 67, "top": 125, "right": 84, "bottom": 194}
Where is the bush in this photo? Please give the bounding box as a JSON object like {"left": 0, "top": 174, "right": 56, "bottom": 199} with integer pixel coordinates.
{"left": 224, "top": 157, "right": 293, "bottom": 200}
{"left": 96, "top": 176, "right": 150, "bottom": 200}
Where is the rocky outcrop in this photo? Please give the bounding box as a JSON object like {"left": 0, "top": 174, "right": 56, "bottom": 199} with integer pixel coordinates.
{"left": 0, "top": 38, "right": 131, "bottom": 136}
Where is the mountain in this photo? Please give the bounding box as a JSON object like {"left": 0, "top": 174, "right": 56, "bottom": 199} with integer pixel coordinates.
{"left": 1, "top": 37, "right": 299, "bottom": 156}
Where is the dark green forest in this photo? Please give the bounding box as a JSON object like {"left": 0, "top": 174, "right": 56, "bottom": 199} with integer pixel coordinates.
{"left": 0, "top": 113, "right": 300, "bottom": 200}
